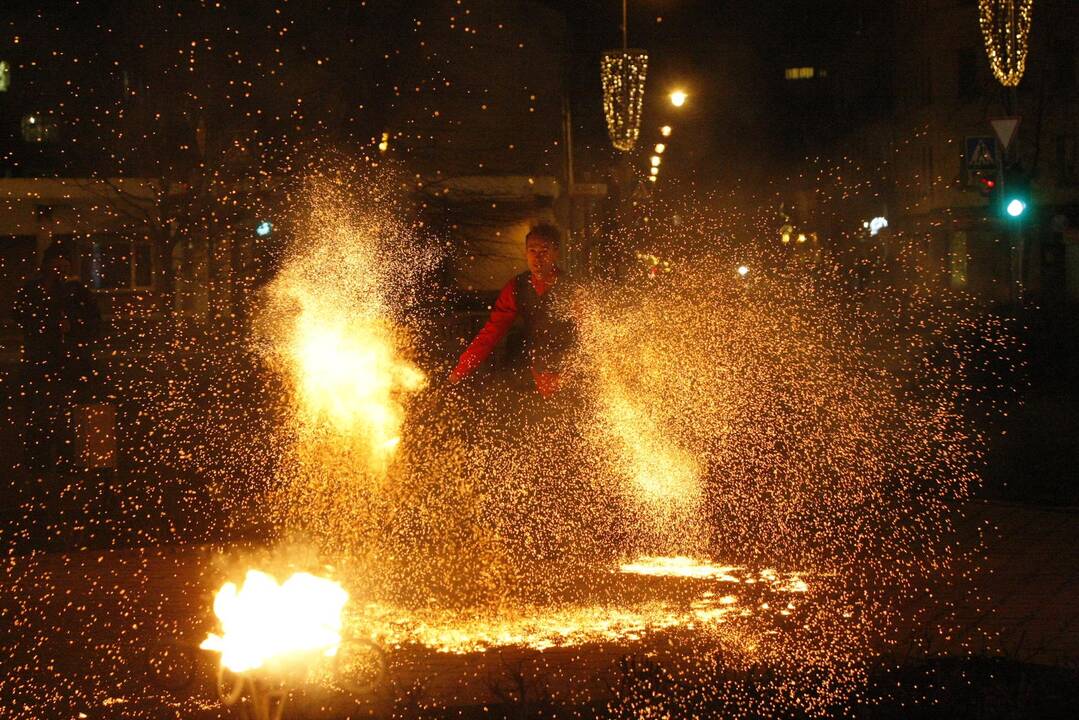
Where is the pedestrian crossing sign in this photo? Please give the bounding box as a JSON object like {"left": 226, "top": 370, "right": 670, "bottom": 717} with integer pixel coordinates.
{"left": 965, "top": 136, "right": 998, "bottom": 170}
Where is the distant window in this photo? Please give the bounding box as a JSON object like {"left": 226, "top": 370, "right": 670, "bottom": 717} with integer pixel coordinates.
{"left": 0, "top": 60, "right": 10, "bottom": 92}
{"left": 21, "top": 113, "right": 58, "bottom": 142}
{"left": 77, "top": 235, "right": 155, "bottom": 291}
{"left": 785, "top": 67, "right": 816, "bottom": 80}
{"left": 957, "top": 48, "right": 978, "bottom": 99}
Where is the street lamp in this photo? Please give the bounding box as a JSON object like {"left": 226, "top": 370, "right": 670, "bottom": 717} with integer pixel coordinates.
{"left": 660, "top": 125, "right": 672, "bottom": 137}
{"left": 654, "top": 143, "right": 666, "bottom": 154}
{"left": 650, "top": 155, "right": 661, "bottom": 167}
{"left": 669, "top": 89, "right": 687, "bottom": 107}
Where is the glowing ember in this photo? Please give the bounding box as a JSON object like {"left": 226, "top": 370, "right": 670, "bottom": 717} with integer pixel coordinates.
{"left": 339, "top": 558, "right": 813, "bottom": 655}
{"left": 200, "top": 570, "right": 349, "bottom": 673}
{"left": 353, "top": 601, "right": 744, "bottom": 654}
{"left": 619, "top": 556, "right": 743, "bottom": 582}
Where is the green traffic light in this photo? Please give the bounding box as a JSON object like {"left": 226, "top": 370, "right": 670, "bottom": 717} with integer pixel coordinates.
{"left": 1005, "top": 198, "right": 1026, "bottom": 218}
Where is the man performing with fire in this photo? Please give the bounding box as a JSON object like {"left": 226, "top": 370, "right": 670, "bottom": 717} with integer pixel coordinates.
{"left": 448, "top": 223, "right": 576, "bottom": 397}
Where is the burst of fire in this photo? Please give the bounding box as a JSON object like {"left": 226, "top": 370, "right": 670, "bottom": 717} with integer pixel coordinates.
{"left": 262, "top": 191, "right": 430, "bottom": 477}
{"left": 201, "top": 570, "right": 349, "bottom": 673}
{"left": 289, "top": 310, "right": 425, "bottom": 455}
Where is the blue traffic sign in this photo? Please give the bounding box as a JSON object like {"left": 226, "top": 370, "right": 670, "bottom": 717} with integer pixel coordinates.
{"left": 965, "top": 136, "right": 998, "bottom": 170}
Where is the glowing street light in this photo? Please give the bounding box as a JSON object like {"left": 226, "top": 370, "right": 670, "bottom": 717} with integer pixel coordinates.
{"left": 660, "top": 125, "right": 672, "bottom": 137}
{"left": 1006, "top": 198, "right": 1026, "bottom": 218}
{"left": 650, "top": 166, "right": 659, "bottom": 176}
{"left": 650, "top": 155, "right": 661, "bottom": 167}
{"left": 669, "top": 89, "right": 687, "bottom": 107}
{"left": 655, "top": 143, "right": 666, "bottom": 154}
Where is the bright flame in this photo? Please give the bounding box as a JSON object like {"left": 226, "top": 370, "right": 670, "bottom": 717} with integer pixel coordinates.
{"left": 201, "top": 570, "right": 349, "bottom": 674}
{"left": 290, "top": 314, "right": 425, "bottom": 456}
{"left": 263, "top": 195, "right": 429, "bottom": 474}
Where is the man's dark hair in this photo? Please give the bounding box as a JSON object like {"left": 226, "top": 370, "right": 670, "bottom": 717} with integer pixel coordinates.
{"left": 526, "top": 223, "right": 561, "bottom": 250}
{"left": 41, "top": 241, "right": 71, "bottom": 268}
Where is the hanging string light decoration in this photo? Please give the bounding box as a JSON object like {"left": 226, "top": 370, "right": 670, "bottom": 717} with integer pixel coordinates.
{"left": 978, "top": 0, "right": 1035, "bottom": 87}
{"left": 601, "top": 0, "right": 648, "bottom": 152}
{"left": 602, "top": 50, "right": 649, "bottom": 152}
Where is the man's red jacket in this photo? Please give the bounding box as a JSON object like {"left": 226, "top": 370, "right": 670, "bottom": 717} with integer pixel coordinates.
{"left": 450, "top": 271, "right": 566, "bottom": 397}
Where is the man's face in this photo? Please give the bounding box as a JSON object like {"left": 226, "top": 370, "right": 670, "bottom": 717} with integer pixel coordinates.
{"left": 525, "top": 234, "right": 558, "bottom": 277}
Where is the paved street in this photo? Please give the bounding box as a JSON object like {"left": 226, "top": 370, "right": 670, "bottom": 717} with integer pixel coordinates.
{"left": 1, "top": 500, "right": 1076, "bottom": 719}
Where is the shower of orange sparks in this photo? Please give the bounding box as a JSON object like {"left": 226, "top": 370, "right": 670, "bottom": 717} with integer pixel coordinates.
{"left": 260, "top": 185, "right": 431, "bottom": 478}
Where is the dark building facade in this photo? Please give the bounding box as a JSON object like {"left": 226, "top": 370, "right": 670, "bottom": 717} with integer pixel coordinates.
{"left": 780, "top": 0, "right": 1079, "bottom": 303}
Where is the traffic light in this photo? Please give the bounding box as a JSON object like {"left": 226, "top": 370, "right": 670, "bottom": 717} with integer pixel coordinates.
{"left": 1005, "top": 197, "right": 1027, "bottom": 218}
{"left": 972, "top": 170, "right": 997, "bottom": 199}
{"left": 1000, "top": 163, "right": 1030, "bottom": 220}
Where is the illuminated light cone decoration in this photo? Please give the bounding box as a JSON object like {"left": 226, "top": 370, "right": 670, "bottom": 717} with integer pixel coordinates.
{"left": 978, "top": 0, "right": 1034, "bottom": 87}
{"left": 601, "top": 0, "right": 647, "bottom": 152}
{"left": 602, "top": 49, "right": 649, "bottom": 152}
